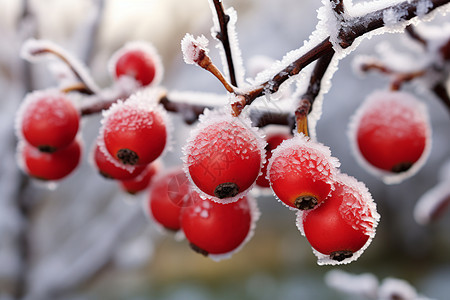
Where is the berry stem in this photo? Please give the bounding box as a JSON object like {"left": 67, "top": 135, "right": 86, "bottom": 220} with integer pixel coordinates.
{"left": 211, "top": 0, "right": 238, "bottom": 87}
{"left": 358, "top": 60, "right": 426, "bottom": 91}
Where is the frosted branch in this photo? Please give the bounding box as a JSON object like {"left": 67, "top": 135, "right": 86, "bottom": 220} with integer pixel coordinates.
{"left": 21, "top": 39, "right": 100, "bottom": 95}
{"left": 211, "top": 0, "right": 238, "bottom": 87}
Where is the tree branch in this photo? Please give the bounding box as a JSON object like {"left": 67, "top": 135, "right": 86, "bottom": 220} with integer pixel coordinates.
{"left": 338, "top": 0, "right": 449, "bottom": 48}
{"left": 212, "top": 0, "right": 238, "bottom": 87}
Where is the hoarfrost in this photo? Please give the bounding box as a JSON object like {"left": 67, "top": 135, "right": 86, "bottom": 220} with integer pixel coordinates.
{"left": 267, "top": 132, "right": 340, "bottom": 183}
{"left": 296, "top": 173, "right": 380, "bottom": 266}
{"left": 207, "top": 1, "right": 246, "bottom": 87}
{"left": 181, "top": 34, "right": 209, "bottom": 65}
{"left": 21, "top": 39, "right": 100, "bottom": 94}
{"left": 182, "top": 106, "right": 266, "bottom": 204}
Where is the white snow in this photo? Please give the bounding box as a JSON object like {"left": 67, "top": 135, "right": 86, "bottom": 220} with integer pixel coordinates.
{"left": 414, "top": 177, "right": 450, "bottom": 225}
{"left": 181, "top": 34, "right": 210, "bottom": 65}
{"left": 324, "top": 269, "right": 379, "bottom": 299}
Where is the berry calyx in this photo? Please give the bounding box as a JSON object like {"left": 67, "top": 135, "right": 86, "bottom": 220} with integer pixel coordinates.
{"left": 92, "top": 140, "right": 146, "bottom": 180}
{"left": 183, "top": 109, "right": 265, "bottom": 203}
{"left": 349, "top": 90, "right": 431, "bottom": 183}
{"left": 110, "top": 41, "right": 163, "bottom": 87}
{"left": 180, "top": 192, "right": 257, "bottom": 258}
{"left": 101, "top": 91, "right": 169, "bottom": 166}
{"left": 268, "top": 133, "right": 340, "bottom": 210}
{"left": 19, "top": 139, "right": 82, "bottom": 181}
{"left": 146, "top": 167, "right": 192, "bottom": 231}
{"left": 18, "top": 90, "right": 80, "bottom": 152}
{"left": 298, "top": 173, "right": 380, "bottom": 265}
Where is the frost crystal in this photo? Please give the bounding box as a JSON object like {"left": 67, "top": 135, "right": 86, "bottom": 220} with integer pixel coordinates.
{"left": 296, "top": 173, "right": 380, "bottom": 266}
{"left": 181, "top": 34, "right": 210, "bottom": 65}
{"left": 182, "top": 107, "right": 266, "bottom": 204}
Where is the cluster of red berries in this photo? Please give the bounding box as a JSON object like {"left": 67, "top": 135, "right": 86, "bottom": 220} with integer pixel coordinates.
{"left": 16, "top": 89, "right": 82, "bottom": 181}
{"left": 16, "top": 38, "right": 383, "bottom": 265}
{"left": 16, "top": 41, "right": 165, "bottom": 195}
{"left": 144, "top": 166, "right": 259, "bottom": 260}
{"left": 265, "top": 133, "right": 380, "bottom": 264}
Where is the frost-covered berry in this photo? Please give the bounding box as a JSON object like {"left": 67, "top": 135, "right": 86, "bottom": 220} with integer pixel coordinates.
{"left": 119, "top": 162, "right": 158, "bottom": 194}
{"left": 349, "top": 90, "right": 431, "bottom": 184}
{"left": 92, "top": 139, "right": 146, "bottom": 180}
{"left": 101, "top": 90, "right": 169, "bottom": 166}
{"left": 268, "top": 133, "right": 340, "bottom": 210}
{"left": 183, "top": 109, "right": 265, "bottom": 203}
{"left": 19, "top": 139, "right": 82, "bottom": 181}
{"left": 180, "top": 192, "right": 259, "bottom": 260}
{"left": 298, "top": 173, "right": 380, "bottom": 265}
{"left": 17, "top": 89, "right": 79, "bottom": 152}
{"left": 110, "top": 41, "right": 163, "bottom": 87}
{"left": 146, "top": 167, "right": 192, "bottom": 231}
{"left": 256, "top": 127, "right": 292, "bottom": 188}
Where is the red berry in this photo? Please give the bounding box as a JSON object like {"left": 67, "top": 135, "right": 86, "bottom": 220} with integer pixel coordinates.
{"left": 350, "top": 90, "right": 430, "bottom": 183}
{"left": 19, "top": 139, "right": 82, "bottom": 181}
{"left": 92, "top": 140, "right": 146, "bottom": 180}
{"left": 181, "top": 192, "right": 257, "bottom": 259}
{"left": 111, "top": 41, "right": 162, "bottom": 86}
{"left": 18, "top": 90, "right": 79, "bottom": 152}
{"left": 256, "top": 127, "right": 292, "bottom": 188}
{"left": 268, "top": 133, "right": 340, "bottom": 210}
{"left": 298, "top": 173, "right": 379, "bottom": 265}
{"left": 184, "top": 110, "right": 265, "bottom": 203}
{"left": 102, "top": 91, "right": 169, "bottom": 166}
{"left": 119, "top": 162, "right": 158, "bottom": 194}
{"left": 146, "top": 167, "right": 192, "bottom": 231}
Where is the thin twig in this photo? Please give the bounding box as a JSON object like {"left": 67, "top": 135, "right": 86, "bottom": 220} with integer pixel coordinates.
{"left": 331, "top": 0, "right": 345, "bottom": 16}
{"left": 212, "top": 0, "right": 238, "bottom": 87}
{"left": 296, "top": 50, "right": 335, "bottom": 135}
{"left": 432, "top": 82, "right": 450, "bottom": 115}
{"left": 405, "top": 25, "right": 427, "bottom": 47}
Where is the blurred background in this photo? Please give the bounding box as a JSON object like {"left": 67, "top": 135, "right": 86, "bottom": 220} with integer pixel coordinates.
{"left": 0, "top": 0, "right": 449, "bottom": 299}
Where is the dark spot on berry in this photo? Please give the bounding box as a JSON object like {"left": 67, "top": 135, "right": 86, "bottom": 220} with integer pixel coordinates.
{"left": 295, "top": 195, "right": 318, "bottom": 210}
{"left": 38, "top": 145, "right": 57, "bottom": 153}
{"left": 189, "top": 243, "right": 209, "bottom": 256}
{"left": 330, "top": 250, "right": 353, "bottom": 262}
{"left": 391, "top": 161, "right": 413, "bottom": 173}
{"left": 117, "top": 148, "right": 139, "bottom": 165}
{"left": 214, "top": 182, "right": 239, "bottom": 199}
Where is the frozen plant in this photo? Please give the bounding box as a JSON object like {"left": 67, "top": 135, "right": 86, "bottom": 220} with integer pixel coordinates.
{"left": 6, "top": 0, "right": 450, "bottom": 298}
